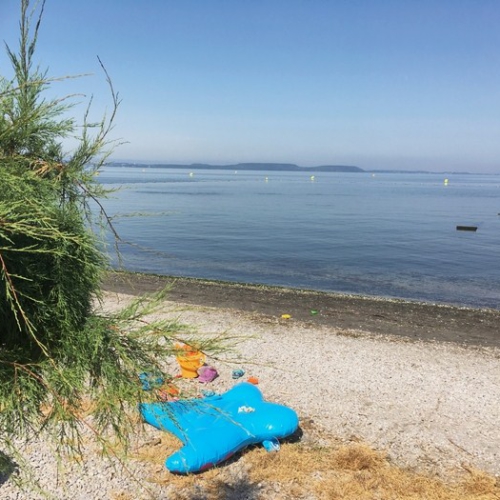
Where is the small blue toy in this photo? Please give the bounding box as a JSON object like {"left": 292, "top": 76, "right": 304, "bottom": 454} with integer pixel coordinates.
{"left": 232, "top": 368, "right": 245, "bottom": 379}
{"left": 138, "top": 372, "right": 164, "bottom": 391}
{"left": 139, "top": 382, "right": 299, "bottom": 473}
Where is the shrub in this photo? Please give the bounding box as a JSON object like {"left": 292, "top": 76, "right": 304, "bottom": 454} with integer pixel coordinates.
{"left": 0, "top": 1, "right": 222, "bottom": 462}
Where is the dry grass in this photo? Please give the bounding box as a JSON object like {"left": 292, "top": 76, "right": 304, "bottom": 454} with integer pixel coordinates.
{"left": 125, "top": 421, "right": 500, "bottom": 500}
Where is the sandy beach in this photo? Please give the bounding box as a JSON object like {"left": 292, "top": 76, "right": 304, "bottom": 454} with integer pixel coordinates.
{"left": 103, "top": 274, "right": 500, "bottom": 475}
{"left": 103, "top": 274, "right": 500, "bottom": 476}
{"left": 2, "top": 273, "right": 499, "bottom": 499}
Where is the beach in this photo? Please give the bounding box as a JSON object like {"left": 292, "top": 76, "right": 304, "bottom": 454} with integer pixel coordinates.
{"left": 102, "top": 273, "right": 500, "bottom": 478}
{"left": 2, "top": 273, "right": 499, "bottom": 499}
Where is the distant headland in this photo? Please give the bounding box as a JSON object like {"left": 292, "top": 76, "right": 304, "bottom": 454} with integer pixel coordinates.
{"left": 107, "top": 162, "right": 364, "bottom": 173}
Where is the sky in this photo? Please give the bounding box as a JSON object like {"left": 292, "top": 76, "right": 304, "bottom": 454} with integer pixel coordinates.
{"left": 1, "top": 0, "right": 500, "bottom": 173}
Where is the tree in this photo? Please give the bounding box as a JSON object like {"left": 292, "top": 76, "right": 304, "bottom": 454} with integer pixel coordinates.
{"left": 0, "top": 0, "right": 225, "bottom": 477}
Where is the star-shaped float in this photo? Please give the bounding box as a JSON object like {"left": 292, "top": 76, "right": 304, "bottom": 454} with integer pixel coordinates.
{"left": 139, "top": 382, "right": 299, "bottom": 473}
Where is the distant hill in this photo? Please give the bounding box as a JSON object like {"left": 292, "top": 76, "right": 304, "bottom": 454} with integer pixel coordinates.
{"left": 107, "top": 162, "right": 364, "bottom": 173}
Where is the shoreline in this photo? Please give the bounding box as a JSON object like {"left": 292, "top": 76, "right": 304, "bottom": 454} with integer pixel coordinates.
{"left": 103, "top": 270, "right": 500, "bottom": 348}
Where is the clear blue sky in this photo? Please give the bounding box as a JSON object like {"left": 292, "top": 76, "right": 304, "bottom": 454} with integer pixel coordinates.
{"left": 2, "top": 0, "right": 500, "bottom": 172}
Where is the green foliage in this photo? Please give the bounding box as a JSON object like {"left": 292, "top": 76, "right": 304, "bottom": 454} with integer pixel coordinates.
{"left": 0, "top": 1, "right": 121, "bottom": 431}
{"left": 0, "top": 2, "right": 228, "bottom": 483}
{"left": 0, "top": 162, "right": 102, "bottom": 355}
{"left": 1, "top": 0, "right": 74, "bottom": 159}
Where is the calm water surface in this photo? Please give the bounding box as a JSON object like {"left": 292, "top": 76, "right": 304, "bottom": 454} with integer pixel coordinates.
{"left": 98, "top": 167, "right": 500, "bottom": 309}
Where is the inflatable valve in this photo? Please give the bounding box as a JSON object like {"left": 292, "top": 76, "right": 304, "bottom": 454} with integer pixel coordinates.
{"left": 263, "top": 438, "right": 280, "bottom": 452}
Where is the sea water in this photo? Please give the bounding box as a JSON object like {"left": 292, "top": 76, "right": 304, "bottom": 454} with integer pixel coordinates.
{"left": 97, "top": 166, "right": 500, "bottom": 309}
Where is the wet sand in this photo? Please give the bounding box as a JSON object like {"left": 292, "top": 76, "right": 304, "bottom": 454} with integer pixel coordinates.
{"left": 103, "top": 271, "right": 500, "bottom": 348}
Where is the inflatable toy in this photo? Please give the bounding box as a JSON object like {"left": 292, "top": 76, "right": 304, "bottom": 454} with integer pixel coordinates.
{"left": 139, "top": 382, "right": 299, "bottom": 473}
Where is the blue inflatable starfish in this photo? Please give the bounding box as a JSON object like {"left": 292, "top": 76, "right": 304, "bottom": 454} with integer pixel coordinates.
{"left": 139, "top": 382, "right": 299, "bottom": 473}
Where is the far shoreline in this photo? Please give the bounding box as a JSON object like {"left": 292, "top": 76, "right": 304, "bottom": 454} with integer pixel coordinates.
{"left": 102, "top": 270, "right": 500, "bottom": 349}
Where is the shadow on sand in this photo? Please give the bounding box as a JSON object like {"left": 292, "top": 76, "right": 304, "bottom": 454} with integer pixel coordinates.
{"left": 0, "top": 450, "right": 17, "bottom": 486}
